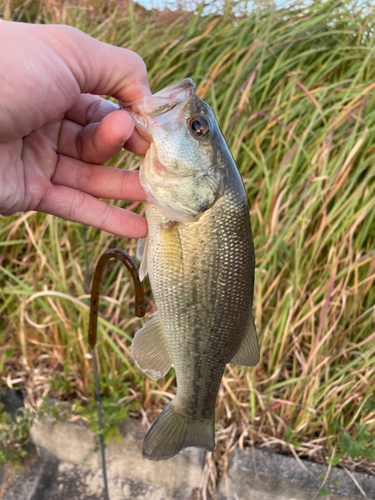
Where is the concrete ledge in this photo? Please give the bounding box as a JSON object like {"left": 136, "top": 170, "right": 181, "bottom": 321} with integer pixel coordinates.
{"left": 24, "top": 418, "right": 375, "bottom": 500}
{"left": 3, "top": 448, "right": 194, "bottom": 500}
{"left": 30, "top": 418, "right": 202, "bottom": 492}
{"left": 219, "top": 447, "right": 375, "bottom": 500}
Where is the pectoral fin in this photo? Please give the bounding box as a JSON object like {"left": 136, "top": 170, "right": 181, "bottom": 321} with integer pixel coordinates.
{"left": 136, "top": 236, "right": 149, "bottom": 281}
{"left": 131, "top": 312, "right": 172, "bottom": 380}
{"left": 231, "top": 313, "right": 260, "bottom": 367}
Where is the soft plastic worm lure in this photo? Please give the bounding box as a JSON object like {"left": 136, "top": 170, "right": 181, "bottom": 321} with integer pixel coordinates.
{"left": 88, "top": 248, "right": 146, "bottom": 349}
{"left": 87, "top": 248, "right": 145, "bottom": 500}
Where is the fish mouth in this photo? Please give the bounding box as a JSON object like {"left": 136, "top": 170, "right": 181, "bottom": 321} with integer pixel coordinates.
{"left": 152, "top": 78, "right": 196, "bottom": 100}
{"left": 118, "top": 79, "right": 197, "bottom": 140}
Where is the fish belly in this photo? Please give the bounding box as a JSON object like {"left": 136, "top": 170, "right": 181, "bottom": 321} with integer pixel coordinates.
{"left": 146, "top": 188, "right": 254, "bottom": 420}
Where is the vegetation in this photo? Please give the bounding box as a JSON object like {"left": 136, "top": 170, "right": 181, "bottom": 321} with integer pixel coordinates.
{"left": 1, "top": 0, "right": 375, "bottom": 492}
{"left": 0, "top": 400, "right": 31, "bottom": 468}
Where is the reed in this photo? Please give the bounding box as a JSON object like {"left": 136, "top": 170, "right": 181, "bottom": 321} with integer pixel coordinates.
{"left": 1, "top": 0, "right": 375, "bottom": 483}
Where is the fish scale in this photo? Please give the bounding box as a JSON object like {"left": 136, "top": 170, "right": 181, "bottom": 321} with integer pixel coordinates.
{"left": 121, "top": 78, "right": 259, "bottom": 460}
{"left": 145, "top": 178, "right": 253, "bottom": 419}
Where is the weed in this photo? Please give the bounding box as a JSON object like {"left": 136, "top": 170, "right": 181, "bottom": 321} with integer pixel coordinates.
{"left": 283, "top": 426, "right": 300, "bottom": 447}
{"left": 317, "top": 487, "right": 331, "bottom": 498}
{"left": 74, "top": 373, "right": 140, "bottom": 445}
{"left": 0, "top": 402, "right": 33, "bottom": 468}
{"left": 1, "top": 0, "right": 375, "bottom": 479}
{"left": 337, "top": 423, "right": 375, "bottom": 461}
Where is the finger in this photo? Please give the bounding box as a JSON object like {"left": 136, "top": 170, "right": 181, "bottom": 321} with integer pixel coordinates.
{"left": 51, "top": 155, "right": 147, "bottom": 202}
{"left": 87, "top": 43, "right": 151, "bottom": 102}
{"left": 58, "top": 110, "right": 136, "bottom": 164}
{"left": 123, "top": 130, "right": 150, "bottom": 155}
{"left": 36, "top": 184, "right": 147, "bottom": 239}
{"left": 53, "top": 27, "right": 151, "bottom": 101}
{"left": 64, "top": 94, "right": 119, "bottom": 126}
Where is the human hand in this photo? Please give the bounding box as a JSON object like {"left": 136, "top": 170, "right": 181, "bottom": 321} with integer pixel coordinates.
{"left": 0, "top": 21, "right": 151, "bottom": 238}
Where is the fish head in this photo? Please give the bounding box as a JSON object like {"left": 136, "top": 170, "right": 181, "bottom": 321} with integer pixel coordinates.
{"left": 120, "top": 79, "right": 229, "bottom": 222}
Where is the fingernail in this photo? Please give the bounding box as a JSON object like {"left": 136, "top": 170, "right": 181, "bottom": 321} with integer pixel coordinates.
{"left": 120, "top": 131, "right": 135, "bottom": 147}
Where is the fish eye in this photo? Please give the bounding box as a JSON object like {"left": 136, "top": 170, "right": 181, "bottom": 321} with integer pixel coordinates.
{"left": 189, "top": 116, "right": 210, "bottom": 137}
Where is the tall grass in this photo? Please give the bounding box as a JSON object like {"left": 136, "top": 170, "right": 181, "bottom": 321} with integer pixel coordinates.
{"left": 1, "top": 0, "right": 375, "bottom": 477}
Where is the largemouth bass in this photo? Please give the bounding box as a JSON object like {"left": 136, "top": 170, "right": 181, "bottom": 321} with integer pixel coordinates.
{"left": 120, "top": 79, "right": 259, "bottom": 461}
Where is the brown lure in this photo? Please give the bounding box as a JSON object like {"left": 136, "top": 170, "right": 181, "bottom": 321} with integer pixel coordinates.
{"left": 88, "top": 249, "right": 145, "bottom": 349}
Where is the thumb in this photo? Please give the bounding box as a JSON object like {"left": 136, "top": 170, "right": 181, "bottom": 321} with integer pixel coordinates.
{"left": 43, "top": 25, "right": 151, "bottom": 102}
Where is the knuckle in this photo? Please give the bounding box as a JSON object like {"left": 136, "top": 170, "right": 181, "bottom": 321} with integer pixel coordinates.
{"left": 75, "top": 128, "right": 84, "bottom": 160}
{"left": 85, "top": 99, "right": 102, "bottom": 123}
{"left": 69, "top": 191, "right": 86, "bottom": 222}
{"left": 76, "top": 163, "right": 93, "bottom": 192}
{"left": 119, "top": 172, "right": 128, "bottom": 199}
{"left": 98, "top": 203, "right": 113, "bottom": 231}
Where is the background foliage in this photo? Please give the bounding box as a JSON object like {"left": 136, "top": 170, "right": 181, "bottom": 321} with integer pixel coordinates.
{"left": 1, "top": 0, "right": 375, "bottom": 481}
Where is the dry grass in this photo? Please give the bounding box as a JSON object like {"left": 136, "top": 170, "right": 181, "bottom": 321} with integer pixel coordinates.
{"left": 1, "top": 0, "right": 375, "bottom": 493}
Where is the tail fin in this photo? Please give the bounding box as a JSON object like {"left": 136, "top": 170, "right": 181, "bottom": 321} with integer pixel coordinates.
{"left": 142, "top": 400, "right": 215, "bottom": 461}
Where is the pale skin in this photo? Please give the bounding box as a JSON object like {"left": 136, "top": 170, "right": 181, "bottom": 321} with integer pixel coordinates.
{"left": 0, "top": 21, "right": 151, "bottom": 239}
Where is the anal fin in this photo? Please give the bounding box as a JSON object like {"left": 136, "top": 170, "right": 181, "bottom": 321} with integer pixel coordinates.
{"left": 231, "top": 313, "right": 260, "bottom": 367}
{"left": 131, "top": 311, "right": 172, "bottom": 380}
